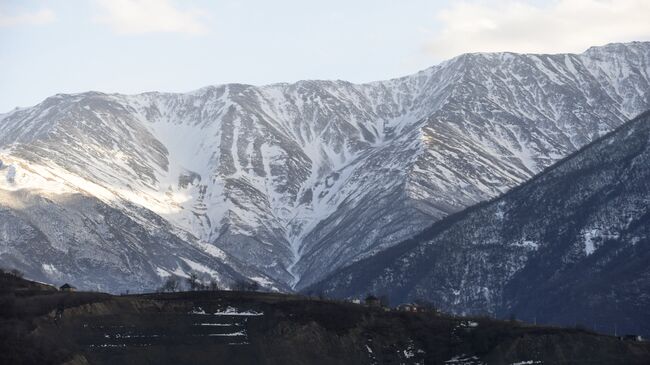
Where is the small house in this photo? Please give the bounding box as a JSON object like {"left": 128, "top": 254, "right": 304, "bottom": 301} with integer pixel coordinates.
{"left": 365, "top": 295, "right": 381, "bottom": 307}
{"left": 59, "top": 283, "right": 76, "bottom": 292}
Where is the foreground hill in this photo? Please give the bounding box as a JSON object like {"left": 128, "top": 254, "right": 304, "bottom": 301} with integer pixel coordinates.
{"left": 1, "top": 276, "right": 649, "bottom": 365}
{"left": 309, "top": 110, "right": 650, "bottom": 337}
{"left": 1, "top": 42, "right": 649, "bottom": 292}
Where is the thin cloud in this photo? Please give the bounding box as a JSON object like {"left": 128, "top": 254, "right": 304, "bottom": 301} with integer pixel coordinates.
{"left": 426, "top": 0, "right": 650, "bottom": 58}
{"left": 0, "top": 8, "right": 56, "bottom": 27}
{"left": 95, "top": 0, "right": 209, "bottom": 35}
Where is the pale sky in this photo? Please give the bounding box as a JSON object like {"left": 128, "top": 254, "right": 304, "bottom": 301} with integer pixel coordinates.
{"left": 1, "top": 0, "right": 649, "bottom": 112}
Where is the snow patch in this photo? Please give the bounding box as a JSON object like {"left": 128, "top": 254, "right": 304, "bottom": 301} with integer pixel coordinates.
{"left": 445, "top": 354, "right": 484, "bottom": 364}
{"left": 213, "top": 306, "right": 264, "bottom": 316}
{"left": 512, "top": 239, "right": 539, "bottom": 250}
{"left": 41, "top": 263, "right": 60, "bottom": 276}
{"left": 180, "top": 257, "right": 219, "bottom": 278}
{"left": 207, "top": 331, "right": 246, "bottom": 337}
{"left": 155, "top": 267, "right": 171, "bottom": 278}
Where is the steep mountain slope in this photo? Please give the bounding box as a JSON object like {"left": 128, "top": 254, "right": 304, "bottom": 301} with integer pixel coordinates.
{"left": 0, "top": 185, "right": 269, "bottom": 293}
{"left": 0, "top": 42, "right": 649, "bottom": 291}
{"left": 308, "top": 110, "right": 650, "bottom": 336}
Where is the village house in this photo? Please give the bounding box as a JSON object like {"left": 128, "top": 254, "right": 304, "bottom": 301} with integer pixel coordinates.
{"left": 59, "top": 283, "right": 76, "bottom": 292}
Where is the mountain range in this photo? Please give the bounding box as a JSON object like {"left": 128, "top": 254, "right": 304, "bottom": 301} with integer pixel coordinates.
{"left": 309, "top": 110, "right": 650, "bottom": 337}
{"left": 0, "top": 41, "right": 649, "bottom": 294}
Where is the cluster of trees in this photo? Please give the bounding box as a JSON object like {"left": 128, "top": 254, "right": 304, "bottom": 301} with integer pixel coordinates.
{"left": 158, "top": 273, "right": 260, "bottom": 293}
{"left": 0, "top": 268, "right": 24, "bottom": 278}
{"left": 362, "top": 293, "right": 439, "bottom": 313}
{"left": 159, "top": 273, "right": 219, "bottom": 292}
{"left": 231, "top": 279, "right": 260, "bottom": 292}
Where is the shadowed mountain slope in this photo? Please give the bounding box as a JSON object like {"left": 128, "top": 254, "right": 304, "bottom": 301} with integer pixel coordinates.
{"left": 309, "top": 110, "right": 650, "bottom": 337}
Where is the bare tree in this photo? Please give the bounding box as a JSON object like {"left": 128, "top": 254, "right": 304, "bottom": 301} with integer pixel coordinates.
{"left": 9, "top": 269, "right": 24, "bottom": 278}
{"left": 208, "top": 279, "right": 220, "bottom": 291}
{"left": 247, "top": 281, "right": 260, "bottom": 292}
{"left": 160, "top": 277, "right": 179, "bottom": 292}
{"left": 187, "top": 272, "right": 200, "bottom": 291}
{"left": 232, "top": 279, "right": 260, "bottom": 292}
{"left": 379, "top": 294, "right": 390, "bottom": 307}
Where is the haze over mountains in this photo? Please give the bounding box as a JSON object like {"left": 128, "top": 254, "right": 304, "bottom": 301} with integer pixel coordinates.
{"left": 0, "top": 41, "right": 649, "bottom": 294}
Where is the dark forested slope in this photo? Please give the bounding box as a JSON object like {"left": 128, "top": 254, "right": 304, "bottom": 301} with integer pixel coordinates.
{"left": 309, "top": 110, "right": 650, "bottom": 337}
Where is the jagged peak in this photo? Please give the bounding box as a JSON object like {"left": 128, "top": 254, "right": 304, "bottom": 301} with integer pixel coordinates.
{"left": 583, "top": 40, "right": 650, "bottom": 54}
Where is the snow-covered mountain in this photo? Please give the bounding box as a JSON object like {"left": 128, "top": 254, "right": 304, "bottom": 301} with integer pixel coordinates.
{"left": 0, "top": 42, "right": 649, "bottom": 292}
{"left": 308, "top": 110, "right": 650, "bottom": 337}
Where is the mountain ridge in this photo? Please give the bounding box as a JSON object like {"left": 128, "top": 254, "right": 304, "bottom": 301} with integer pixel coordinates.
{"left": 308, "top": 109, "right": 650, "bottom": 336}
{"left": 0, "top": 41, "right": 649, "bottom": 292}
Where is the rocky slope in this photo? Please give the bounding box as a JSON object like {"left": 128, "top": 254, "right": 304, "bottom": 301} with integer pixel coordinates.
{"left": 308, "top": 110, "right": 650, "bottom": 337}
{"left": 1, "top": 42, "right": 649, "bottom": 291}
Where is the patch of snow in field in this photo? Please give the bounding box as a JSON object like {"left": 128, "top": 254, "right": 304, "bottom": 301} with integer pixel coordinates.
{"left": 105, "top": 333, "right": 160, "bottom": 339}
{"left": 213, "top": 306, "right": 263, "bottom": 316}
{"left": 90, "top": 343, "right": 127, "bottom": 348}
{"left": 399, "top": 339, "right": 424, "bottom": 360}
{"left": 445, "top": 354, "right": 484, "bottom": 364}
{"left": 190, "top": 307, "right": 207, "bottom": 315}
{"left": 365, "top": 340, "right": 379, "bottom": 365}
{"left": 194, "top": 322, "right": 241, "bottom": 327}
{"left": 207, "top": 331, "right": 246, "bottom": 337}
{"left": 457, "top": 321, "right": 479, "bottom": 328}
{"left": 403, "top": 349, "right": 415, "bottom": 358}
